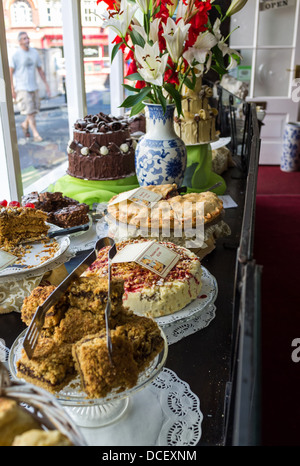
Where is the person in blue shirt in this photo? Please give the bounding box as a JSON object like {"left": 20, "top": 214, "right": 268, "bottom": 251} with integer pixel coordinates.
{"left": 9, "top": 31, "right": 51, "bottom": 142}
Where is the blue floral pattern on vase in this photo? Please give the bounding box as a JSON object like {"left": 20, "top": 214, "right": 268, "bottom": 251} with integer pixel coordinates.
{"left": 281, "top": 123, "right": 300, "bottom": 172}
{"left": 135, "top": 103, "right": 187, "bottom": 186}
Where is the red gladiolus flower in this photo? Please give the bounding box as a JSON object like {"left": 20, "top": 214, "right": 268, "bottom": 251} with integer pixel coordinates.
{"left": 135, "top": 80, "right": 146, "bottom": 89}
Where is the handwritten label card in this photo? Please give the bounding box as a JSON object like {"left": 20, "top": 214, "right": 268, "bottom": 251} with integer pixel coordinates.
{"left": 0, "top": 250, "right": 17, "bottom": 271}
{"left": 111, "top": 241, "right": 180, "bottom": 278}
{"left": 109, "top": 187, "right": 162, "bottom": 207}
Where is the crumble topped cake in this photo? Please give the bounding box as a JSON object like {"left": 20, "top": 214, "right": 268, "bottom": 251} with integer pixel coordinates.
{"left": 22, "top": 191, "right": 89, "bottom": 228}
{"left": 21, "top": 285, "right": 68, "bottom": 328}
{"left": 16, "top": 342, "right": 75, "bottom": 394}
{"left": 72, "top": 329, "right": 140, "bottom": 398}
{"left": 83, "top": 239, "right": 202, "bottom": 318}
{"left": 16, "top": 276, "right": 165, "bottom": 398}
{"left": 0, "top": 206, "right": 49, "bottom": 249}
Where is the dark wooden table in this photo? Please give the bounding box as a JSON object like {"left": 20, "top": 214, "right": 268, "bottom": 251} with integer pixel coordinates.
{"left": 0, "top": 163, "right": 250, "bottom": 446}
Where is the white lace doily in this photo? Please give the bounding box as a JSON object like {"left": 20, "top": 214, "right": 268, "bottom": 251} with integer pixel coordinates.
{"left": 79, "top": 367, "right": 203, "bottom": 446}
{"left": 0, "top": 249, "right": 75, "bottom": 313}
{"left": 164, "top": 304, "right": 216, "bottom": 345}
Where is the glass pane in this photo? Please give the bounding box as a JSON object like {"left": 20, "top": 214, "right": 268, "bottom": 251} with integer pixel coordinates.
{"left": 5, "top": 0, "right": 69, "bottom": 191}
{"left": 81, "top": 1, "right": 111, "bottom": 115}
{"left": 230, "top": 0, "right": 256, "bottom": 47}
{"left": 258, "top": 2, "right": 296, "bottom": 46}
{"left": 254, "top": 48, "right": 292, "bottom": 97}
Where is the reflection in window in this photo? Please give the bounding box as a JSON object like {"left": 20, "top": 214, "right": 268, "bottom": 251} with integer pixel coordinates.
{"left": 11, "top": 0, "right": 32, "bottom": 26}
{"left": 82, "top": 0, "right": 98, "bottom": 25}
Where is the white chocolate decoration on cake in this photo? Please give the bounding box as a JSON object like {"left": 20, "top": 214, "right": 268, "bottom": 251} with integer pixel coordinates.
{"left": 174, "top": 78, "right": 219, "bottom": 144}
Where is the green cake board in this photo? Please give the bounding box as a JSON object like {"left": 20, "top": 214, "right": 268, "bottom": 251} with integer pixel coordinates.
{"left": 48, "top": 174, "right": 139, "bottom": 207}
{"left": 183, "top": 143, "right": 226, "bottom": 196}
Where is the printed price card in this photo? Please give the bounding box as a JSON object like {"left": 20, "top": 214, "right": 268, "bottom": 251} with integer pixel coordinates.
{"left": 111, "top": 241, "right": 180, "bottom": 278}
{"left": 109, "top": 187, "right": 162, "bottom": 207}
{"left": 0, "top": 250, "right": 17, "bottom": 271}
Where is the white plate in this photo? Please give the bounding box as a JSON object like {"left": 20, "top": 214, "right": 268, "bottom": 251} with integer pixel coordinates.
{"left": 0, "top": 233, "right": 70, "bottom": 277}
{"left": 155, "top": 266, "right": 218, "bottom": 327}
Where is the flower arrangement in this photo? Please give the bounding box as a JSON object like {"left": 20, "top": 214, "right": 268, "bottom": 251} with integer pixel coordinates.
{"left": 96, "top": 0, "right": 247, "bottom": 116}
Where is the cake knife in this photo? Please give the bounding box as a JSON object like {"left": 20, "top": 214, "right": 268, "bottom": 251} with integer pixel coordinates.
{"left": 23, "top": 236, "right": 116, "bottom": 360}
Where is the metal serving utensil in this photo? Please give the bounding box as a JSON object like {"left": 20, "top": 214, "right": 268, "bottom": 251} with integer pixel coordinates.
{"left": 23, "top": 237, "right": 116, "bottom": 360}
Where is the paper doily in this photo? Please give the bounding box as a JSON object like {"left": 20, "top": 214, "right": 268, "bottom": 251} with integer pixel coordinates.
{"left": 0, "top": 249, "right": 75, "bottom": 314}
{"left": 79, "top": 367, "right": 203, "bottom": 446}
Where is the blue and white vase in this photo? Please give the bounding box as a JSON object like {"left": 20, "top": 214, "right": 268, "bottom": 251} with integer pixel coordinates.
{"left": 135, "top": 103, "right": 187, "bottom": 186}
{"left": 281, "top": 122, "right": 300, "bottom": 172}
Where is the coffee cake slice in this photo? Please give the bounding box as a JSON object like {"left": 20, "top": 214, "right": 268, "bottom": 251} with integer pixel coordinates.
{"left": 0, "top": 206, "right": 49, "bottom": 249}
{"left": 72, "top": 330, "right": 139, "bottom": 398}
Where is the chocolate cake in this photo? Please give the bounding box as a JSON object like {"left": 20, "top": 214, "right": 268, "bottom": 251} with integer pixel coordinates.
{"left": 66, "top": 112, "right": 136, "bottom": 180}
{"left": 21, "top": 192, "right": 89, "bottom": 228}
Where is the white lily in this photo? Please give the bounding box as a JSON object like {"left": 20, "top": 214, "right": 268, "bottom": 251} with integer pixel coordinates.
{"left": 212, "top": 18, "right": 242, "bottom": 70}
{"left": 100, "top": 0, "right": 138, "bottom": 38}
{"left": 132, "top": 17, "right": 161, "bottom": 43}
{"left": 162, "top": 17, "right": 190, "bottom": 64}
{"left": 183, "top": 31, "right": 217, "bottom": 75}
{"left": 135, "top": 42, "right": 169, "bottom": 86}
{"left": 135, "top": 0, "right": 151, "bottom": 14}
{"left": 225, "top": 0, "right": 248, "bottom": 17}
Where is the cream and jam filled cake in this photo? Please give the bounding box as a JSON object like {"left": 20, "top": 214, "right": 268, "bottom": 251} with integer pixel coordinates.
{"left": 0, "top": 205, "right": 49, "bottom": 249}
{"left": 174, "top": 77, "right": 219, "bottom": 144}
{"left": 83, "top": 239, "right": 202, "bottom": 318}
{"left": 66, "top": 112, "right": 135, "bottom": 180}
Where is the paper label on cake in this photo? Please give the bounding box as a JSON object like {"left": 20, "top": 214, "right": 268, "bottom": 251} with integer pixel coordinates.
{"left": 219, "top": 195, "right": 238, "bottom": 209}
{"left": 109, "top": 187, "right": 162, "bottom": 207}
{"left": 0, "top": 250, "right": 17, "bottom": 271}
{"left": 111, "top": 240, "right": 180, "bottom": 278}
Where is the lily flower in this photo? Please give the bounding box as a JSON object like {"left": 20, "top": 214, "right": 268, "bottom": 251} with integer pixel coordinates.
{"left": 100, "top": 0, "right": 138, "bottom": 38}
{"left": 162, "top": 17, "right": 190, "bottom": 64}
{"left": 134, "top": 41, "right": 169, "bottom": 86}
{"left": 135, "top": 0, "right": 151, "bottom": 14}
{"left": 213, "top": 18, "right": 242, "bottom": 70}
{"left": 132, "top": 17, "right": 161, "bottom": 43}
{"left": 183, "top": 30, "right": 217, "bottom": 75}
{"left": 225, "top": 0, "right": 248, "bottom": 17}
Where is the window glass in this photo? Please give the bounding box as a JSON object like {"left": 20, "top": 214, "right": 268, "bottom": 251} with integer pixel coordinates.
{"left": 81, "top": 1, "right": 111, "bottom": 115}
{"left": 4, "top": 0, "right": 113, "bottom": 194}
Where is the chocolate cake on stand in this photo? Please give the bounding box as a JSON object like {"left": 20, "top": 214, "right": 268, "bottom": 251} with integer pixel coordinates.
{"left": 49, "top": 112, "right": 139, "bottom": 207}
{"left": 174, "top": 78, "right": 226, "bottom": 195}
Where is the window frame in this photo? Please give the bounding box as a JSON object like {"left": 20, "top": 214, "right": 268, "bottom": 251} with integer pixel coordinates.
{"left": 0, "top": 0, "right": 124, "bottom": 201}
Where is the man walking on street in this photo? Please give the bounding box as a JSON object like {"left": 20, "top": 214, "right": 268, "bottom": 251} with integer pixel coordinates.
{"left": 9, "top": 31, "right": 51, "bottom": 142}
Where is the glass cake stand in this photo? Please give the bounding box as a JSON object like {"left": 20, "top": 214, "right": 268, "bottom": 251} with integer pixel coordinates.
{"left": 8, "top": 330, "right": 168, "bottom": 428}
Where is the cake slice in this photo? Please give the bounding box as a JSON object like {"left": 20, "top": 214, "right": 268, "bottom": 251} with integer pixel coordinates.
{"left": 21, "top": 285, "right": 68, "bottom": 328}
{"left": 16, "top": 342, "right": 75, "bottom": 394}
{"left": 72, "top": 330, "right": 139, "bottom": 398}
{"left": 0, "top": 206, "right": 49, "bottom": 248}
{"left": 66, "top": 276, "right": 124, "bottom": 316}
{"left": 115, "top": 310, "right": 165, "bottom": 371}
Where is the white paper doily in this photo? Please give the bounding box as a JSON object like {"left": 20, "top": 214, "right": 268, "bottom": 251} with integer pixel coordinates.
{"left": 0, "top": 249, "right": 75, "bottom": 313}
{"left": 79, "top": 367, "right": 203, "bottom": 446}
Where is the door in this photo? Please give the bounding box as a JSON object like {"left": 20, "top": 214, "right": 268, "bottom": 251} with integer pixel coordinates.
{"left": 229, "top": 0, "right": 300, "bottom": 164}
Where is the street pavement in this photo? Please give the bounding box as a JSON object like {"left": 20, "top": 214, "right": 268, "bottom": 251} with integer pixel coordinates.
{"left": 15, "top": 90, "right": 110, "bottom": 189}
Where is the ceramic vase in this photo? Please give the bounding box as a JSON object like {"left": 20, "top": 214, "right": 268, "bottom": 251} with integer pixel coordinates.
{"left": 280, "top": 122, "right": 300, "bottom": 172}
{"left": 135, "top": 103, "right": 187, "bottom": 186}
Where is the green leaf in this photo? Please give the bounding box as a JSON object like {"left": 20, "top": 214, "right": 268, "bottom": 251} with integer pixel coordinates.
{"left": 119, "top": 86, "right": 152, "bottom": 109}
{"left": 111, "top": 42, "right": 122, "bottom": 63}
{"left": 164, "top": 83, "right": 182, "bottom": 116}
{"left": 130, "top": 101, "right": 145, "bottom": 116}
{"left": 129, "top": 29, "right": 145, "bottom": 48}
{"left": 156, "top": 87, "right": 166, "bottom": 114}
{"left": 126, "top": 72, "right": 144, "bottom": 81}
{"left": 122, "top": 83, "right": 140, "bottom": 93}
